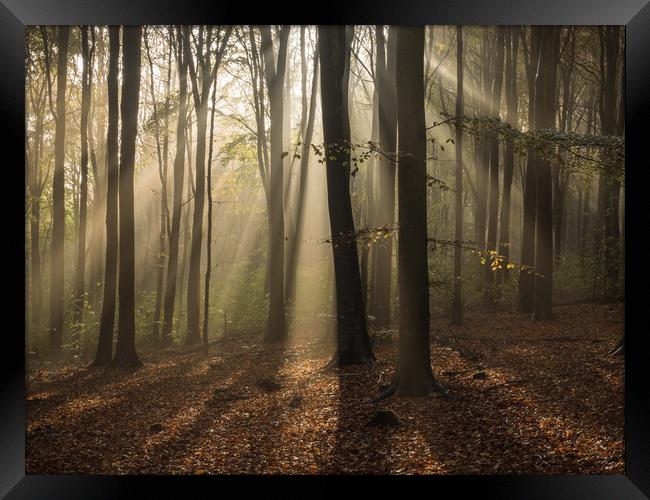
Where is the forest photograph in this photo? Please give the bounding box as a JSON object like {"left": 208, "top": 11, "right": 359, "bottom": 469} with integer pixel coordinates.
{"left": 24, "top": 24, "right": 625, "bottom": 475}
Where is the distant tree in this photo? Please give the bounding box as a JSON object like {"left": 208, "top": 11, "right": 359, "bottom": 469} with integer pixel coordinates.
{"left": 497, "top": 27, "right": 519, "bottom": 289}
{"left": 48, "top": 26, "right": 69, "bottom": 352}
{"left": 112, "top": 25, "right": 143, "bottom": 367}
{"left": 285, "top": 29, "right": 320, "bottom": 308}
{"left": 27, "top": 29, "right": 49, "bottom": 338}
{"left": 451, "top": 25, "right": 464, "bottom": 325}
{"left": 73, "top": 26, "right": 93, "bottom": 346}
{"left": 318, "top": 25, "right": 373, "bottom": 366}
{"left": 92, "top": 25, "right": 120, "bottom": 367}
{"left": 483, "top": 26, "right": 505, "bottom": 308}
{"left": 144, "top": 27, "right": 172, "bottom": 344}
{"left": 185, "top": 26, "right": 231, "bottom": 346}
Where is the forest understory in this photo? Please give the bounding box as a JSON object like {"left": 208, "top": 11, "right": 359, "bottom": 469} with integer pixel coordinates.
{"left": 26, "top": 302, "right": 624, "bottom": 475}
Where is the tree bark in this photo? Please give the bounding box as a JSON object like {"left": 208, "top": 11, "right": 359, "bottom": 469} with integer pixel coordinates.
{"left": 483, "top": 27, "right": 505, "bottom": 308}
{"left": 73, "top": 26, "right": 92, "bottom": 349}
{"left": 318, "top": 25, "right": 373, "bottom": 366}
{"left": 497, "top": 28, "right": 518, "bottom": 289}
{"left": 451, "top": 25, "right": 464, "bottom": 325}
{"left": 373, "top": 25, "right": 397, "bottom": 329}
{"left": 532, "top": 26, "right": 561, "bottom": 321}
{"left": 48, "top": 26, "right": 69, "bottom": 352}
{"left": 92, "top": 26, "right": 120, "bottom": 366}
{"left": 285, "top": 35, "right": 320, "bottom": 308}
{"left": 519, "top": 27, "right": 540, "bottom": 313}
{"left": 162, "top": 27, "right": 190, "bottom": 346}
{"left": 260, "top": 25, "right": 290, "bottom": 342}
{"left": 389, "top": 25, "right": 439, "bottom": 396}
{"left": 112, "top": 25, "right": 143, "bottom": 367}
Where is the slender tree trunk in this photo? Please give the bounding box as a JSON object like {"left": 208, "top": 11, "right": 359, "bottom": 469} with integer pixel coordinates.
{"left": 519, "top": 27, "right": 540, "bottom": 313}
{"left": 186, "top": 79, "right": 209, "bottom": 346}
{"left": 112, "top": 25, "right": 143, "bottom": 367}
{"left": 318, "top": 25, "right": 373, "bottom": 366}
{"left": 475, "top": 30, "right": 492, "bottom": 255}
{"left": 374, "top": 26, "right": 397, "bottom": 328}
{"left": 532, "top": 26, "right": 561, "bottom": 321}
{"left": 147, "top": 30, "right": 172, "bottom": 343}
{"left": 162, "top": 27, "right": 189, "bottom": 346}
{"left": 48, "top": 26, "right": 69, "bottom": 352}
{"left": 286, "top": 37, "right": 320, "bottom": 308}
{"left": 483, "top": 27, "right": 505, "bottom": 308}
{"left": 92, "top": 26, "right": 120, "bottom": 366}
{"left": 451, "top": 25, "right": 464, "bottom": 325}
{"left": 73, "top": 26, "right": 91, "bottom": 350}
{"left": 89, "top": 28, "right": 106, "bottom": 299}
{"left": 497, "top": 28, "right": 518, "bottom": 288}
{"left": 203, "top": 76, "right": 218, "bottom": 356}
{"left": 361, "top": 86, "right": 378, "bottom": 306}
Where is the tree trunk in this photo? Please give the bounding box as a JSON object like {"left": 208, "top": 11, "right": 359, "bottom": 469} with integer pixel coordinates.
{"left": 497, "top": 28, "right": 518, "bottom": 288}
{"left": 260, "top": 26, "right": 290, "bottom": 342}
{"left": 185, "top": 27, "right": 211, "bottom": 346}
{"left": 519, "top": 27, "right": 540, "bottom": 313}
{"left": 162, "top": 27, "right": 189, "bottom": 347}
{"left": 318, "top": 25, "right": 373, "bottom": 366}
{"left": 48, "top": 26, "right": 69, "bottom": 352}
{"left": 73, "top": 26, "right": 91, "bottom": 349}
{"left": 389, "top": 25, "right": 439, "bottom": 396}
{"left": 147, "top": 29, "right": 172, "bottom": 344}
{"left": 483, "top": 27, "right": 505, "bottom": 308}
{"left": 451, "top": 25, "right": 464, "bottom": 325}
{"left": 92, "top": 26, "right": 120, "bottom": 367}
{"left": 285, "top": 36, "right": 319, "bottom": 308}
{"left": 532, "top": 26, "right": 561, "bottom": 321}
{"left": 373, "top": 25, "right": 397, "bottom": 329}
{"left": 112, "top": 25, "right": 143, "bottom": 367}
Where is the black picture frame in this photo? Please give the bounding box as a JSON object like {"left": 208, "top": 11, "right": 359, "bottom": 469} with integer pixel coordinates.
{"left": 2, "top": 0, "right": 648, "bottom": 497}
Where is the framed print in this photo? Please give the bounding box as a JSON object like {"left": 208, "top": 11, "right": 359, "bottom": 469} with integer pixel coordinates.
{"left": 1, "top": 0, "right": 649, "bottom": 497}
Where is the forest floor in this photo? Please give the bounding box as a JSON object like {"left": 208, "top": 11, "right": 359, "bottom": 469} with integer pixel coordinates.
{"left": 25, "top": 302, "right": 624, "bottom": 475}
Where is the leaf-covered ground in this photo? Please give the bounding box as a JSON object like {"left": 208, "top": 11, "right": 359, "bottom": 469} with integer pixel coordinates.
{"left": 26, "top": 303, "right": 624, "bottom": 474}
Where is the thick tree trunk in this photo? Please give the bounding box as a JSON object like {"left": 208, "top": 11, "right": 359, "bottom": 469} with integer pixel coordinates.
{"left": 92, "top": 26, "right": 120, "bottom": 367}
{"left": 532, "top": 26, "right": 561, "bottom": 321}
{"left": 260, "top": 26, "right": 290, "bottom": 342}
{"left": 48, "top": 26, "right": 69, "bottom": 352}
{"left": 318, "top": 25, "right": 373, "bottom": 366}
{"left": 389, "top": 25, "right": 439, "bottom": 396}
{"left": 112, "top": 25, "right": 143, "bottom": 367}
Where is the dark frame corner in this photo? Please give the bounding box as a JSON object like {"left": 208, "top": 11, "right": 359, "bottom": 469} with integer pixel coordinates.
{"left": 2, "top": 0, "right": 648, "bottom": 497}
